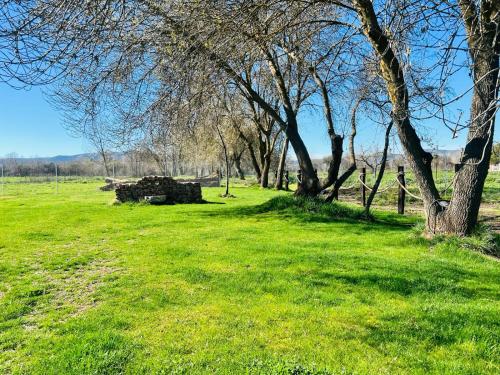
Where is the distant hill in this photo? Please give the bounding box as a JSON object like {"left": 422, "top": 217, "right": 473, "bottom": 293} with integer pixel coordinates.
{"left": 0, "top": 153, "right": 95, "bottom": 164}
{"left": 0, "top": 152, "right": 124, "bottom": 164}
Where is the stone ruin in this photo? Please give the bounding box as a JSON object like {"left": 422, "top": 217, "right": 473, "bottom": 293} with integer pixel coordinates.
{"left": 176, "top": 173, "right": 220, "bottom": 187}
{"left": 115, "top": 176, "right": 202, "bottom": 204}
{"left": 100, "top": 177, "right": 138, "bottom": 191}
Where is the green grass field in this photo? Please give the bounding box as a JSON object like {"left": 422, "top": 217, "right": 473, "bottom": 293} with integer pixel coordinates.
{"left": 0, "top": 181, "right": 499, "bottom": 374}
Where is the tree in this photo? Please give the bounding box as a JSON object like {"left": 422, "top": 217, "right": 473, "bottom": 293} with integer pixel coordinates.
{"left": 85, "top": 121, "right": 114, "bottom": 177}
{"left": 350, "top": 0, "right": 499, "bottom": 234}
{"left": 2, "top": 0, "right": 497, "bottom": 235}
{"left": 491, "top": 143, "right": 500, "bottom": 165}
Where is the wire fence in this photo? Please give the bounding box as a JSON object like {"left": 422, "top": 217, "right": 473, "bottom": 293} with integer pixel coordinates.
{"left": 1, "top": 164, "right": 498, "bottom": 209}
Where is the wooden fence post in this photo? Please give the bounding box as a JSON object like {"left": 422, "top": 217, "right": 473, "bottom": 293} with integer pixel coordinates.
{"left": 332, "top": 187, "right": 338, "bottom": 201}
{"left": 284, "top": 170, "right": 289, "bottom": 191}
{"left": 397, "top": 166, "right": 405, "bottom": 215}
{"left": 55, "top": 164, "right": 58, "bottom": 194}
{"left": 360, "top": 167, "right": 366, "bottom": 207}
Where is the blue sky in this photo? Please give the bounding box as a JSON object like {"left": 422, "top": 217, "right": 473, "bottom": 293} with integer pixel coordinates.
{"left": 0, "top": 81, "right": 495, "bottom": 159}
{"left": 0, "top": 85, "right": 89, "bottom": 157}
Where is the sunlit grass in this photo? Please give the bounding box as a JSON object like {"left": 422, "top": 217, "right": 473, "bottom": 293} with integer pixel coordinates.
{"left": 0, "top": 181, "right": 498, "bottom": 374}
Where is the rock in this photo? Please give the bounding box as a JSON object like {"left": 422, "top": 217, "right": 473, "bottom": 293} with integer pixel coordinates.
{"left": 144, "top": 195, "right": 167, "bottom": 204}
{"left": 100, "top": 178, "right": 138, "bottom": 191}
{"left": 175, "top": 174, "right": 220, "bottom": 187}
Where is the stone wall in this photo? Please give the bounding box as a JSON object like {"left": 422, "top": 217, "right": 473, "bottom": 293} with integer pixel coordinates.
{"left": 100, "top": 178, "right": 138, "bottom": 191}
{"left": 115, "top": 176, "right": 202, "bottom": 203}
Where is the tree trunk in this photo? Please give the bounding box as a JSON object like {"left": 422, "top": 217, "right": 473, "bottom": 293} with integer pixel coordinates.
{"left": 321, "top": 134, "right": 343, "bottom": 190}
{"left": 310, "top": 66, "right": 344, "bottom": 191}
{"left": 233, "top": 154, "right": 245, "bottom": 180}
{"left": 325, "top": 95, "right": 360, "bottom": 203}
{"left": 327, "top": 165, "right": 356, "bottom": 202}
{"left": 260, "top": 156, "right": 271, "bottom": 188}
{"left": 101, "top": 152, "right": 111, "bottom": 177}
{"left": 286, "top": 125, "right": 320, "bottom": 196}
{"left": 214, "top": 122, "right": 231, "bottom": 196}
{"left": 433, "top": 48, "right": 498, "bottom": 234}
{"left": 236, "top": 127, "right": 261, "bottom": 182}
{"left": 258, "top": 133, "right": 272, "bottom": 188}
{"left": 364, "top": 121, "right": 393, "bottom": 215}
{"left": 224, "top": 162, "right": 230, "bottom": 196}
{"left": 275, "top": 137, "right": 289, "bottom": 190}
{"left": 247, "top": 143, "right": 262, "bottom": 182}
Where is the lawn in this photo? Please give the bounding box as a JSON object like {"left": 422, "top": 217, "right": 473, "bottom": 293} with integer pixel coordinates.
{"left": 0, "top": 181, "right": 499, "bottom": 374}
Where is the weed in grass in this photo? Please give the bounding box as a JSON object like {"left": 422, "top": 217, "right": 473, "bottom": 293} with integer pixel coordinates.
{"left": 409, "top": 222, "right": 500, "bottom": 258}
{"left": 433, "top": 225, "right": 500, "bottom": 258}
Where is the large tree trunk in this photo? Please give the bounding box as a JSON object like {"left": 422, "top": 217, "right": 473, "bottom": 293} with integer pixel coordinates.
{"left": 287, "top": 125, "right": 320, "bottom": 195}
{"left": 275, "top": 136, "right": 289, "bottom": 190}
{"left": 233, "top": 123, "right": 261, "bottom": 181}
{"left": 432, "top": 2, "right": 498, "bottom": 233}
{"left": 247, "top": 143, "right": 261, "bottom": 182}
{"left": 439, "top": 92, "right": 496, "bottom": 233}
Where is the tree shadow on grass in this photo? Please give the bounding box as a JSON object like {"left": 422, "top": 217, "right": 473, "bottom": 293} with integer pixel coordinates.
{"left": 298, "top": 267, "right": 482, "bottom": 298}
{"left": 198, "top": 200, "right": 226, "bottom": 205}
{"left": 361, "top": 304, "right": 500, "bottom": 371}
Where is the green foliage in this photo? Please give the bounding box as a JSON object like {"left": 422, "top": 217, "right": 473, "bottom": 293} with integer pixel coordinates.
{"left": 0, "top": 182, "right": 499, "bottom": 374}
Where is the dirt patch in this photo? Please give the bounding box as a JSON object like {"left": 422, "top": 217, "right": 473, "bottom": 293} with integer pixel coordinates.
{"left": 339, "top": 194, "right": 499, "bottom": 232}
{"left": 23, "top": 259, "right": 120, "bottom": 330}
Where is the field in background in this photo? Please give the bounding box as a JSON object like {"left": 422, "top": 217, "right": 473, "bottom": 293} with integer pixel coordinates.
{"left": 3, "top": 170, "right": 498, "bottom": 203}
{"left": 0, "top": 181, "right": 498, "bottom": 374}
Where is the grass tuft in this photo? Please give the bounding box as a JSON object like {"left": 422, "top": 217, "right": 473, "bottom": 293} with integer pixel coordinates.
{"left": 409, "top": 222, "right": 499, "bottom": 258}
{"left": 434, "top": 225, "right": 500, "bottom": 257}
{"left": 255, "top": 195, "right": 365, "bottom": 221}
